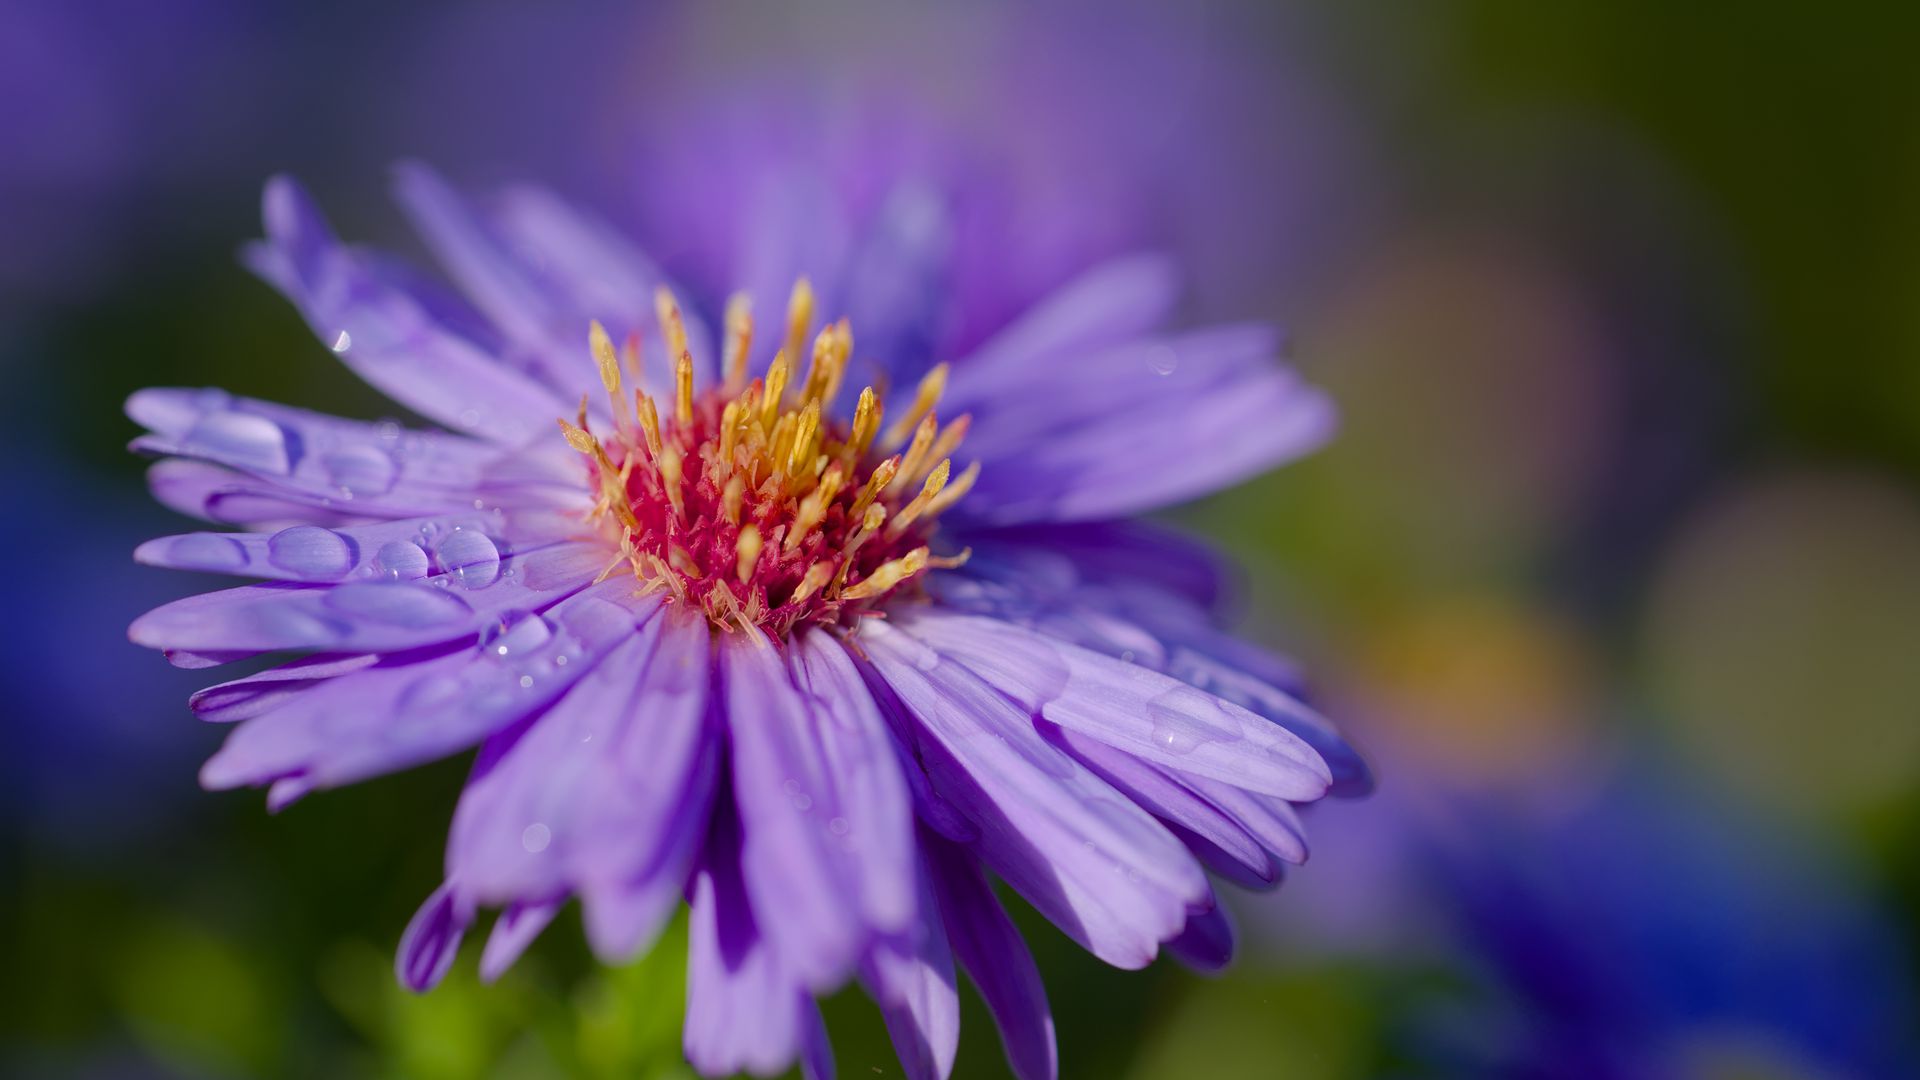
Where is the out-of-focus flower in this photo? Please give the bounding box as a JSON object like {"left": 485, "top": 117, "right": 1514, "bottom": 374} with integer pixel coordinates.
{"left": 1420, "top": 768, "right": 1914, "bottom": 1080}
{"left": 1642, "top": 470, "right": 1920, "bottom": 824}
{"left": 126, "top": 166, "right": 1365, "bottom": 1080}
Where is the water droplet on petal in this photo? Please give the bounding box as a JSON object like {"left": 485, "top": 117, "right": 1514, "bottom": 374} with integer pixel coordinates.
{"left": 1147, "top": 346, "right": 1179, "bottom": 376}
{"left": 266, "top": 525, "right": 354, "bottom": 580}
{"left": 398, "top": 672, "right": 466, "bottom": 715}
{"left": 433, "top": 529, "right": 501, "bottom": 590}
{"left": 521, "top": 823, "right": 551, "bottom": 853}
{"left": 165, "top": 533, "right": 249, "bottom": 571}
{"left": 481, "top": 610, "right": 555, "bottom": 658}
{"left": 320, "top": 444, "right": 398, "bottom": 496}
{"left": 373, "top": 540, "right": 430, "bottom": 581}
{"left": 184, "top": 411, "right": 290, "bottom": 474}
{"left": 330, "top": 329, "right": 353, "bottom": 353}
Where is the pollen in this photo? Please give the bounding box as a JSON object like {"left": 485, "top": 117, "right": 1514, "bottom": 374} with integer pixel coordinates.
{"left": 558, "top": 281, "right": 974, "bottom": 635}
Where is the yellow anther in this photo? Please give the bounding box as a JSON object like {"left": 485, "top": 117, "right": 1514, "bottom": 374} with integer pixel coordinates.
{"left": 887, "top": 459, "right": 950, "bottom": 538}
{"left": 787, "top": 400, "right": 820, "bottom": 480}
{"left": 847, "top": 386, "right": 881, "bottom": 462}
{"left": 881, "top": 363, "right": 948, "bottom": 452}
{"left": 653, "top": 286, "right": 691, "bottom": 369}
{"left": 659, "top": 446, "right": 684, "bottom": 518}
{"left": 920, "top": 415, "right": 971, "bottom": 482}
{"left": 924, "top": 460, "right": 979, "bottom": 517}
{"left": 590, "top": 320, "right": 621, "bottom": 396}
{"left": 842, "top": 547, "right": 929, "bottom": 601}
{"left": 790, "top": 562, "right": 834, "bottom": 604}
{"left": 722, "top": 292, "right": 753, "bottom": 396}
{"left": 762, "top": 350, "right": 790, "bottom": 429}
{"left": 719, "top": 400, "right": 743, "bottom": 467}
{"left": 783, "top": 277, "right": 814, "bottom": 377}
{"left": 735, "top": 524, "right": 763, "bottom": 584}
{"left": 557, "top": 417, "right": 596, "bottom": 456}
{"left": 888, "top": 413, "right": 939, "bottom": 497}
{"left": 636, "top": 393, "right": 663, "bottom": 460}
{"left": 722, "top": 475, "right": 745, "bottom": 525}
{"left": 849, "top": 457, "right": 899, "bottom": 520}
{"left": 674, "top": 349, "right": 695, "bottom": 427}
{"left": 621, "top": 330, "right": 644, "bottom": 386}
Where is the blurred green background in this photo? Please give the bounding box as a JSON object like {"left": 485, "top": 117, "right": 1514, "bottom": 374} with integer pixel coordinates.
{"left": 3, "top": 2, "right": 1917, "bottom": 1077}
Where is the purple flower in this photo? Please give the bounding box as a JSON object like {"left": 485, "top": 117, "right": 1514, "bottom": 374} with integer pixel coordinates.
{"left": 128, "top": 165, "right": 1365, "bottom": 1080}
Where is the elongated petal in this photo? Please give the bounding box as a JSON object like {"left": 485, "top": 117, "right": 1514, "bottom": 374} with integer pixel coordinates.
{"left": 480, "top": 899, "right": 562, "bottom": 984}
{"left": 398, "top": 882, "right": 471, "bottom": 992}
{"left": 864, "top": 844, "right": 959, "bottom": 1080}
{"left": 130, "top": 542, "right": 602, "bottom": 657}
{"left": 247, "top": 176, "right": 566, "bottom": 443}
{"left": 1165, "top": 894, "right": 1235, "bottom": 974}
{"left": 924, "top": 840, "right": 1056, "bottom": 1080}
{"left": 863, "top": 622, "right": 1203, "bottom": 968}
{"left": 722, "top": 632, "right": 866, "bottom": 991}
{"left": 199, "top": 581, "right": 650, "bottom": 792}
{"left": 790, "top": 630, "right": 917, "bottom": 933}
{"left": 899, "top": 612, "right": 1332, "bottom": 800}
{"left": 1042, "top": 722, "right": 1277, "bottom": 889}
{"left": 684, "top": 802, "right": 811, "bottom": 1079}
{"left": 136, "top": 510, "right": 577, "bottom": 584}
{"left": 953, "top": 254, "right": 1178, "bottom": 387}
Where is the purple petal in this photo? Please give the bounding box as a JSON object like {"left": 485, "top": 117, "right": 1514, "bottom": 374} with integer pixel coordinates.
{"left": 135, "top": 509, "right": 577, "bottom": 584}
{"left": 189, "top": 653, "right": 380, "bottom": 723}
{"left": 1164, "top": 895, "right": 1235, "bottom": 974}
{"left": 130, "top": 542, "right": 601, "bottom": 657}
{"left": 1041, "top": 722, "right": 1277, "bottom": 889}
{"left": 924, "top": 839, "right": 1057, "bottom": 1080}
{"left": 952, "top": 254, "right": 1178, "bottom": 386}
{"left": 397, "top": 881, "right": 471, "bottom": 992}
{"left": 954, "top": 328, "right": 1336, "bottom": 523}
{"left": 479, "top": 899, "right": 562, "bottom": 984}
{"left": 862, "top": 622, "right": 1203, "bottom": 969}
{"left": 684, "top": 802, "right": 810, "bottom": 1079}
{"left": 128, "top": 388, "right": 583, "bottom": 518}
{"left": 198, "top": 581, "right": 653, "bottom": 792}
{"left": 722, "top": 632, "right": 867, "bottom": 991}
{"left": 790, "top": 630, "right": 917, "bottom": 933}
{"left": 145, "top": 459, "right": 367, "bottom": 529}
{"left": 863, "top": 845, "right": 959, "bottom": 1080}
{"left": 247, "top": 176, "right": 566, "bottom": 443}
{"left": 487, "top": 183, "right": 716, "bottom": 393}
{"left": 899, "top": 612, "right": 1332, "bottom": 801}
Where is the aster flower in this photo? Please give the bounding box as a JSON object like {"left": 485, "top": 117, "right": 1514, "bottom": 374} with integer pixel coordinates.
{"left": 128, "top": 164, "right": 1366, "bottom": 1080}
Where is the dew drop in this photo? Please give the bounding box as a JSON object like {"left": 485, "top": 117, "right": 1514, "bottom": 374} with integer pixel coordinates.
{"left": 398, "top": 672, "right": 466, "bottom": 714}
{"left": 320, "top": 444, "right": 399, "bottom": 496}
{"left": 372, "top": 540, "right": 430, "bottom": 581}
{"left": 330, "top": 329, "right": 353, "bottom": 353}
{"left": 266, "top": 525, "right": 355, "bottom": 580}
{"left": 1147, "top": 346, "right": 1179, "bottom": 376}
{"left": 433, "top": 529, "right": 501, "bottom": 590}
{"left": 828, "top": 817, "right": 850, "bottom": 837}
{"left": 521, "top": 823, "right": 551, "bottom": 853}
{"left": 480, "top": 610, "right": 555, "bottom": 658}
{"left": 165, "top": 533, "right": 249, "bottom": 571}
{"left": 184, "top": 411, "right": 290, "bottom": 474}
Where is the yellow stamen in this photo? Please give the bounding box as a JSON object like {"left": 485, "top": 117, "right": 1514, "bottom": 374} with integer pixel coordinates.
{"left": 636, "top": 393, "right": 663, "bottom": 460}
{"left": 735, "top": 524, "right": 763, "bottom": 584}
{"left": 881, "top": 363, "right": 948, "bottom": 451}
{"left": 790, "top": 562, "right": 834, "bottom": 604}
{"left": 888, "top": 413, "right": 939, "bottom": 497}
{"left": 722, "top": 292, "right": 753, "bottom": 396}
{"left": 887, "top": 459, "right": 950, "bottom": 538}
{"left": 843, "top": 547, "right": 929, "bottom": 600}
{"left": 674, "top": 349, "right": 695, "bottom": 427}
{"left": 761, "top": 350, "right": 790, "bottom": 429}
{"left": 783, "top": 277, "right": 814, "bottom": 379}
{"left": 849, "top": 457, "right": 899, "bottom": 520}
{"left": 722, "top": 475, "right": 745, "bottom": 525}
{"left": 923, "top": 460, "right": 980, "bottom": 517}
{"left": 847, "top": 386, "right": 881, "bottom": 462}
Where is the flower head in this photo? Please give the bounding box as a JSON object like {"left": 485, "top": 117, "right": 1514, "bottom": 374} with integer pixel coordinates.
{"left": 129, "top": 164, "right": 1365, "bottom": 1080}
